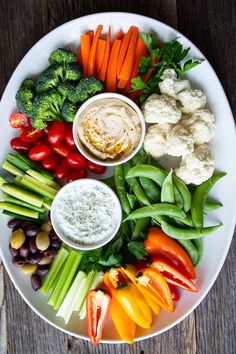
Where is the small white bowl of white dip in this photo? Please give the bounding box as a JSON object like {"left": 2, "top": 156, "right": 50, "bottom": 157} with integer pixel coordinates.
{"left": 50, "top": 179, "right": 122, "bottom": 250}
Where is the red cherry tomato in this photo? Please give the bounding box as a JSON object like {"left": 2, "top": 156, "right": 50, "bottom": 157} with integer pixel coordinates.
{"left": 66, "top": 169, "right": 87, "bottom": 183}
{"left": 64, "top": 123, "right": 76, "bottom": 148}
{"left": 87, "top": 161, "right": 107, "bottom": 174}
{"left": 47, "top": 122, "right": 66, "bottom": 145}
{"left": 51, "top": 143, "right": 71, "bottom": 158}
{"left": 9, "top": 112, "right": 29, "bottom": 128}
{"left": 10, "top": 137, "right": 31, "bottom": 152}
{"left": 42, "top": 154, "right": 60, "bottom": 170}
{"left": 54, "top": 159, "right": 72, "bottom": 180}
{"left": 67, "top": 152, "right": 87, "bottom": 169}
{"left": 20, "top": 126, "right": 43, "bottom": 143}
{"left": 44, "top": 122, "right": 54, "bottom": 134}
{"left": 168, "top": 284, "right": 180, "bottom": 302}
{"left": 29, "top": 144, "right": 50, "bottom": 161}
{"left": 35, "top": 133, "right": 48, "bottom": 146}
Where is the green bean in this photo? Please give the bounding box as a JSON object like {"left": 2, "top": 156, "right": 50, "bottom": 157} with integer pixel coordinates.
{"left": 124, "top": 161, "right": 150, "bottom": 206}
{"left": 192, "top": 238, "right": 203, "bottom": 266}
{"left": 161, "top": 170, "right": 175, "bottom": 203}
{"left": 123, "top": 203, "right": 186, "bottom": 221}
{"left": 176, "top": 239, "right": 199, "bottom": 266}
{"left": 173, "top": 175, "right": 192, "bottom": 213}
{"left": 126, "top": 165, "right": 166, "bottom": 187}
{"left": 161, "top": 220, "right": 222, "bottom": 240}
{"left": 114, "top": 165, "right": 131, "bottom": 216}
{"left": 139, "top": 177, "right": 161, "bottom": 202}
{"left": 191, "top": 172, "right": 226, "bottom": 228}
{"left": 204, "top": 201, "right": 223, "bottom": 212}
{"left": 132, "top": 217, "right": 150, "bottom": 240}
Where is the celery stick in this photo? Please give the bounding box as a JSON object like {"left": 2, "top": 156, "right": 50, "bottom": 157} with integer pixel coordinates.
{"left": 73, "top": 270, "right": 95, "bottom": 312}
{"left": 21, "top": 175, "right": 57, "bottom": 200}
{"left": 16, "top": 153, "right": 53, "bottom": 180}
{"left": 41, "top": 247, "right": 69, "bottom": 295}
{"left": 2, "top": 210, "right": 39, "bottom": 222}
{"left": 42, "top": 199, "right": 52, "bottom": 210}
{"left": 0, "top": 176, "right": 7, "bottom": 187}
{"left": 56, "top": 271, "right": 87, "bottom": 324}
{"left": 2, "top": 161, "right": 24, "bottom": 177}
{"left": 6, "top": 153, "right": 31, "bottom": 172}
{"left": 13, "top": 176, "right": 22, "bottom": 185}
{"left": 79, "top": 272, "right": 104, "bottom": 320}
{"left": 3, "top": 194, "right": 46, "bottom": 213}
{"left": 2, "top": 184, "right": 43, "bottom": 207}
{"left": 47, "top": 251, "right": 82, "bottom": 309}
{"left": 0, "top": 202, "right": 39, "bottom": 219}
{"left": 26, "top": 169, "right": 61, "bottom": 190}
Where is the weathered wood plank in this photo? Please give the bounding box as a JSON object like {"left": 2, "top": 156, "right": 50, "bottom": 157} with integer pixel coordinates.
{"left": 0, "top": 261, "right": 7, "bottom": 354}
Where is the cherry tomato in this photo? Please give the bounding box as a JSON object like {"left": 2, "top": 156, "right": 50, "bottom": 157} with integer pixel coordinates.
{"left": 9, "top": 112, "right": 29, "bottom": 128}
{"left": 44, "top": 122, "right": 54, "bottom": 134}
{"left": 64, "top": 123, "right": 76, "bottom": 148}
{"left": 47, "top": 122, "right": 66, "bottom": 145}
{"left": 29, "top": 144, "right": 51, "bottom": 161}
{"left": 20, "top": 126, "right": 43, "bottom": 143}
{"left": 54, "top": 159, "right": 72, "bottom": 180}
{"left": 10, "top": 137, "right": 31, "bottom": 152}
{"left": 168, "top": 284, "right": 180, "bottom": 302}
{"left": 42, "top": 154, "right": 60, "bottom": 170}
{"left": 51, "top": 143, "right": 71, "bottom": 158}
{"left": 34, "top": 133, "right": 48, "bottom": 146}
{"left": 67, "top": 152, "right": 87, "bottom": 169}
{"left": 87, "top": 161, "right": 107, "bottom": 174}
{"left": 66, "top": 169, "right": 87, "bottom": 183}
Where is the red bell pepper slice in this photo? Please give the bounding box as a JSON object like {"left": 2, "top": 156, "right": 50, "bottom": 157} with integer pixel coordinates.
{"left": 86, "top": 289, "right": 111, "bottom": 345}
{"left": 150, "top": 257, "right": 198, "bottom": 292}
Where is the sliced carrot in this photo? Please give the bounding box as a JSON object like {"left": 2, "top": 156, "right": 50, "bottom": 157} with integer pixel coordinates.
{"left": 86, "top": 30, "right": 94, "bottom": 40}
{"left": 116, "top": 26, "right": 136, "bottom": 78}
{"left": 95, "top": 39, "right": 106, "bottom": 75}
{"left": 87, "top": 25, "right": 103, "bottom": 76}
{"left": 77, "top": 46, "right": 82, "bottom": 66}
{"left": 117, "top": 27, "right": 139, "bottom": 89}
{"left": 80, "top": 33, "right": 92, "bottom": 77}
{"left": 98, "top": 26, "right": 111, "bottom": 82}
{"left": 115, "top": 30, "right": 123, "bottom": 40}
{"left": 106, "top": 39, "right": 122, "bottom": 92}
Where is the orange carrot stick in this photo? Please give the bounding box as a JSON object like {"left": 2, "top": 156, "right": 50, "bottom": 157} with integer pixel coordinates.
{"left": 80, "top": 33, "right": 92, "bottom": 77}
{"left": 98, "top": 26, "right": 111, "bottom": 82}
{"left": 115, "top": 30, "right": 123, "bottom": 40}
{"left": 117, "top": 27, "right": 139, "bottom": 89}
{"left": 87, "top": 25, "right": 103, "bottom": 76}
{"left": 116, "top": 26, "right": 136, "bottom": 77}
{"left": 106, "top": 39, "right": 122, "bottom": 92}
{"left": 96, "top": 39, "right": 106, "bottom": 75}
{"left": 87, "top": 30, "right": 94, "bottom": 40}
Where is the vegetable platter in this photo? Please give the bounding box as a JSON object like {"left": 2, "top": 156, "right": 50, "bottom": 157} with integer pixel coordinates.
{"left": 0, "top": 12, "right": 236, "bottom": 344}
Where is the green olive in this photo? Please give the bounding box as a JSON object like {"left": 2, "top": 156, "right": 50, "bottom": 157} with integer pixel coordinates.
{"left": 36, "top": 232, "right": 50, "bottom": 251}
{"left": 10, "top": 229, "right": 25, "bottom": 249}
{"left": 21, "top": 264, "right": 38, "bottom": 274}
{"left": 41, "top": 221, "right": 52, "bottom": 233}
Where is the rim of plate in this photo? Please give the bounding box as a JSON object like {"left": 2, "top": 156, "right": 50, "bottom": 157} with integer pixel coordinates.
{"left": 0, "top": 11, "right": 236, "bottom": 344}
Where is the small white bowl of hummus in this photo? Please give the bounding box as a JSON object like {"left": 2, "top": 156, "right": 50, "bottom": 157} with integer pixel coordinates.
{"left": 72, "top": 93, "right": 146, "bottom": 166}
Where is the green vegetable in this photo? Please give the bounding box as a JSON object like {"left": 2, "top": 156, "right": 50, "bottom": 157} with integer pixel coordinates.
{"left": 36, "top": 64, "right": 64, "bottom": 93}
{"left": 139, "top": 177, "right": 160, "bottom": 202}
{"left": 102, "top": 176, "right": 115, "bottom": 190}
{"left": 191, "top": 238, "right": 203, "bottom": 266}
{"left": 2, "top": 161, "right": 24, "bottom": 177}
{"left": 132, "top": 217, "right": 150, "bottom": 240}
{"left": 16, "top": 153, "right": 53, "bottom": 180}
{"left": 57, "top": 82, "right": 79, "bottom": 103}
{"left": 191, "top": 172, "right": 226, "bottom": 228}
{"left": 61, "top": 100, "right": 78, "bottom": 122}
{"left": 176, "top": 239, "right": 199, "bottom": 266}
{"left": 127, "top": 194, "right": 138, "bottom": 210}
{"left": 124, "top": 203, "right": 186, "bottom": 221}
{"left": 127, "top": 241, "right": 147, "bottom": 260}
{"left": 20, "top": 175, "right": 57, "bottom": 200}
{"left": 76, "top": 77, "right": 103, "bottom": 103}
{"left": 2, "top": 194, "right": 46, "bottom": 213}
{"left": 0, "top": 202, "right": 39, "bottom": 219}
{"left": 161, "top": 170, "right": 175, "bottom": 203}
{"left": 49, "top": 48, "right": 77, "bottom": 66}
{"left": 126, "top": 165, "right": 166, "bottom": 187}
{"left": 6, "top": 153, "right": 31, "bottom": 172}
{"left": 2, "top": 210, "right": 39, "bottom": 222}
{"left": 0, "top": 176, "right": 7, "bottom": 188}
{"left": 26, "top": 169, "right": 60, "bottom": 190}
{"left": 204, "top": 201, "right": 223, "bottom": 212}
{"left": 64, "top": 63, "right": 82, "bottom": 81}
{"left": 2, "top": 183, "right": 43, "bottom": 207}
{"left": 42, "top": 199, "right": 52, "bottom": 210}
{"left": 161, "top": 220, "right": 222, "bottom": 240}
{"left": 73, "top": 271, "right": 95, "bottom": 312}
{"left": 15, "top": 79, "right": 35, "bottom": 116}
{"left": 114, "top": 165, "right": 131, "bottom": 216}
{"left": 47, "top": 250, "right": 82, "bottom": 309}
{"left": 173, "top": 175, "right": 191, "bottom": 213}
{"left": 41, "top": 247, "right": 69, "bottom": 295}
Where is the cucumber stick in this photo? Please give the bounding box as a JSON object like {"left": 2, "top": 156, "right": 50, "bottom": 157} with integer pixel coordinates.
{"left": 73, "top": 271, "right": 95, "bottom": 312}
{"left": 26, "top": 169, "right": 61, "bottom": 190}
{"left": 42, "top": 199, "right": 52, "bottom": 210}
{"left": 2, "top": 161, "right": 24, "bottom": 177}
{"left": 2, "top": 184, "right": 44, "bottom": 207}
{"left": 0, "top": 202, "right": 39, "bottom": 219}
{"left": 2, "top": 210, "right": 39, "bottom": 222}
{"left": 3, "top": 193, "right": 46, "bottom": 213}
{"left": 6, "top": 153, "right": 31, "bottom": 172}
{"left": 16, "top": 153, "right": 53, "bottom": 180}
{"left": 21, "top": 175, "right": 57, "bottom": 200}
{"left": 47, "top": 251, "right": 82, "bottom": 309}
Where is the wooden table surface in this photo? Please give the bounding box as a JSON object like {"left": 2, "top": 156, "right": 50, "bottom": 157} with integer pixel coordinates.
{"left": 0, "top": 1, "right": 235, "bottom": 353}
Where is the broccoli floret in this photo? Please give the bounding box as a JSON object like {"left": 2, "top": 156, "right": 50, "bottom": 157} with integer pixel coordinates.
{"left": 61, "top": 100, "right": 79, "bottom": 122}
{"left": 57, "top": 82, "right": 79, "bottom": 103}
{"left": 64, "top": 63, "right": 82, "bottom": 81}
{"left": 36, "top": 64, "right": 64, "bottom": 93}
{"left": 76, "top": 77, "right": 104, "bottom": 103}
{"left": 31, "top": 90, "right": 64, "bottom": 130}
{"left": 49, "top": 48, "right": 77, "bottom": 66}
{"left": 15, "top": 79, "right": 35, "bottom": 116}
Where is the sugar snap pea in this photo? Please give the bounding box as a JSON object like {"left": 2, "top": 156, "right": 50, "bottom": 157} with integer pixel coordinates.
{"left": 127, "top": 194, "right": 138, "bottom": 210}
{"left": 176, "top": 239, "right": 199, "bottom": 266}
{"left": 161, "top": 170, "right": 175, "bottom": 203}
{"left": 114, "top": 165, "right": 131, "bottom": 216}
{"left": 161, "top": 220, "right": 222, "bottom": 240}
{"left": 132, "top": 217, "right": 150, "bottom": 240}
{"left": 173, "top": 175, "right": 191, "bottom": 213}
{"left": 139, "top": 177, "right": 161, "bottom": 202}
{"left": 191, "top": 172, "right": 226, "bottom": 228}
{"left": 126, "top": 165, "right": 166, "bottom": 187}
{"left": 192, "top": 238, "right": 203, "bottom": 266}
{"left": 123, "top": 203, "right": 186, "bottom": 221}
{"left": 204, "top": 201, "right": 223, "bottom": 212}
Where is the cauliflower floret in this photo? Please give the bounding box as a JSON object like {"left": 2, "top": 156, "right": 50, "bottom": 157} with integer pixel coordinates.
{"left": 144, "top": 123, "right": 172, "bottom": 158}
{"left": 141, "top": 94, "right": 182, "bottom": 124}
{"left": 182, "top": 109, "right": 215, "bottom": 144}
{"left": 178, "top": 89, "right": 207, "bottom": 114}
{"left": 159, "top": 69, "right": 191, "bottom": 99}
{"left": 166, "top": 124, "right": 194, "bottom": 157}
{"left": 175, "top": 143, "right": 215, "bottom": 185}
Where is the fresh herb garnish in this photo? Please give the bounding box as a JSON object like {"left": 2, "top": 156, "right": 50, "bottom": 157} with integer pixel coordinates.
{"left": 117, "top": 281, "right": 128, "bottom": 289}
{"left": 127, "top": 241, "right": 147, "bottom": 260}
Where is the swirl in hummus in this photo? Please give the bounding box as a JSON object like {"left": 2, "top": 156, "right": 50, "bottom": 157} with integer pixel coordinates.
{"left": 77, "top": 98, "right": 141, "bottom": 160}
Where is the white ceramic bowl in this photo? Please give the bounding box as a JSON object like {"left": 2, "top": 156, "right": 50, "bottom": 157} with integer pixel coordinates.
{"left": 72, "top": 92, "right": 146, "bottom": 166}
{"left": 0, "top": 12, "right": 236, "bottom": 344}
{"left": 50, "top": 179, "right": 122, "bottom": 250}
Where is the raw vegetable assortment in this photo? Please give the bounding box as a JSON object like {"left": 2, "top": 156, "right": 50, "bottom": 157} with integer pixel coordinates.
{"left": 0, "top": 23, "right": 226, "bottom": 346}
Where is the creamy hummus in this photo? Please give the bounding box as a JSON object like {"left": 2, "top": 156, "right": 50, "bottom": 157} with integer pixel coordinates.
{"left": 77, "top": 98, "right": 141, "bottom": 160}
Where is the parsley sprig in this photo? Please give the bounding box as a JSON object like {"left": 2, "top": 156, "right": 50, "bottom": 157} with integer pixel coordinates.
{"left": 131, "top": 32, "right": 204, "bottom": 103}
